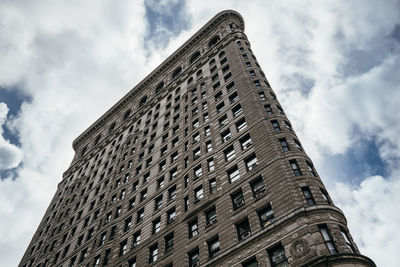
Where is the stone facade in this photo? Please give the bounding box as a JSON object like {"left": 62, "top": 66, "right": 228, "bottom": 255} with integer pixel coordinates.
{"left": 19, "top": 10, "right": 375, "bottom": 267}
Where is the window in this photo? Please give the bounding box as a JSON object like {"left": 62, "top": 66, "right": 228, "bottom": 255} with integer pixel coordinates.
{"left": 119, "top": 239, "right": 128, "bottom": 256}
{"left": 320, "top": 188, "right": 331, "bottom": 204}
{"left": 129, "top": 197, "right": 135, "bottom": 210}
{"left": 340, "top": 228, "right": 355, "bottom": 253}
{"left": 222, "top": 64, "right": 230, "bottom": 73}
{"left": 189, "top": 219, "right": 198, "bottom": 238}
{"left": 236, "top": 218, "right": 251, "bottom": 240}
{"left": 231, "top": 189, "right": 245, "bottom": 209}
{"left": 241, "top": 257, "right": 259, "bottom": 267}
{"left": 258, "top": 205, "right": 274, "bottom": 228}
{"left": 152, "top": 218, "right": 161, "bottom": 234}
{"left": 99, "top": 232, "right": 106, "bottom": 247}
{"left": 205, "top": 126, "right": 211, "bottom": 136}
{"left": 207, "top": 158, "right": 215, "bottom": 172}
{"left": 253, "top": 80, "right": 260, "bottom": 88}
{"left": 211, "top": 73, "right": 219, "bottom": 82}
{"left": 290, "top": 160, "right": 302, "bottom": 176}
{"left": 194, "top": 186, "right": 203, "bottom": 203}
{"left": 149, "top": 244, "right": 158, "bottom": 263}
{"left": 132, "top": 180, "right": 139, "bottom": 191}
{"left": 143, "top": 172, "right": 150, "bottom": 184}
{"left": 208, "top": 236, "right": 220, "bottom": 258}
{"left": 294, "top": 139, "right": 302, "bottom": 151}
{"left": 221, "top": 129, "right": 231, "bottom": 143}
{"left": 259, "top": 92, "right": 266, "bottom": 100}
{"left": 128, "top": 258, "right": 136, "bottom": 267}
{"left": 133, "top": 231, "right": 141, "bottom": 247}
{"left": 284, "top": 121, "right": 292, "bottom": 131}
{"left": 224, "top": 72, "right": 232, "bottom": 81}
{"left": 165, "top": 233, "right": 174, "bottom": 253}
{"left": 115, "top": 206, "right": 121, "bottom": 218}
{"left": 159, "top": 160, "right": 167, "bottom": 172}
{"left": 172, "top": 66, "right": 182, "bottom": 79}
{"left": 220, "top": 57, "right": 228, "bottom": 65}
{"left": 190, "top": 51, "right": 201, "bottom": 64}
{"left": 249, "top": 70, "right": 256, "bottom": 78}
{"left": 184, "top": 196, "right": 189, "bottom": 211}
{"left": 206, "top": 141, "right": 212, "bottom": 152}
{"left": 228, "top": 165, "right": 240, "bottom": 183}
{"left": 219, "top": 115, "right": 228, "bottom": 127}
{"left": 306, "top": 161, "right": 317, "bottom": 176}
{"left": 103, "top": 249, "right": 111, "bottom": 265}
{"left": 236, "top": 118, "right": 247, "bottom": 132}
{"left": 192, "top": 119, "right": 199, "bottom": 128}
{"left": 245, "top": 153, "right": 258, "bottom": 171}
{"left": 155, "top": 196, "right": 163, "bottom": 211}
{"left": 276, "top": 105, "right": 284, "bottom": 114}
{"left": 302, "top": 187, "right": 315, "bottom": 205}
{"left": 188, "top": 248, "right": 199, "bottom": 267}
{"left": 251, "top": 176, "right": 266, "bottom": 198}
{"left": 205, "top": 207, "right": 217, "bottom": 226}
{"left": 215, "top": 91, "right": 223, "bottom": 101}
{"left": 209, "top": 178, "right": 217, "bottom": 194}
{"left": 157, "top": 177, "right": 165, "bottom": 189}
{"left": 216, "top": 102, "right": 225, "bottom": 113}
{"left": 193, "top": 132, "right": 200, "bottom": 143}
{"left": 109, "top": 226, "right": 116, "bottom": 240}
{"left": 167, "top": 208, "right": 176, "bottom": 224}
{"left": 137, "top": 208, "right": 144, "bottom": 223}
{"left": 194, "top": 165, "right": 202, "bottom": 179}
{"left": 224, "top": 146, "right": 236, "bottom": 161}
{"left": 124, "top": 217, "right": 132, "bottom": 231}
{"left": 140, "top": 189, "right": 147, "bottom": 201}
{"left": 265, "top": 104, "right": 273, "bottom": 115}
{"left": 168, "top": 186, "right": 176, "bottom": 201}
{"left": 240, "top": 134, "right": 252, "bottom": 150}
{"left": 203, "top": 112, "right": 209, "bottom": 122}
{"left": 319, "top": 225, "right": 337, "bottom": 254}
{"left": 268, "top": 244, "right": 288, "bottom": 267}
{"left": 279, "top": 138, "right": 289, "bottom": 151}
{"left": 170, "top": 167, "right": 178, "bottom": 180}
{"left": 226, "top": 81, "right": 235, "bottom": 93}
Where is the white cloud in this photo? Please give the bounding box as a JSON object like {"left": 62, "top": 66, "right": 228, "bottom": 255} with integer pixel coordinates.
{"left": 0, "top": 103, "right": 22, "bottom": 171}
{"left": 0, "top": 0, "right": 399, "bottom": 266}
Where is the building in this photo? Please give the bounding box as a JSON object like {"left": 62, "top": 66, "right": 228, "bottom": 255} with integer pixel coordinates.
{"left": 19, "top": 10, "right": 376, "bottom": 267}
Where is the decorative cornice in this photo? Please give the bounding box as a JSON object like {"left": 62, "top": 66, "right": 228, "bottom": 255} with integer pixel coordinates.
{"left": 72, "top": 10, "right": 244, "bottom": 150}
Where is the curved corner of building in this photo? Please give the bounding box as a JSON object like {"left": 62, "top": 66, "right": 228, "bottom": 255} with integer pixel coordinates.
{"left": 303, "top": 253, "right": 376, "bottom": 267}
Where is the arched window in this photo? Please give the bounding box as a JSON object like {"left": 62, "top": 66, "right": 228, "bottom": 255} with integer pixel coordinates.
{"left": 81, "top": 145, "right": 88, "bottom": 156}
{"left": 155, "top": 81, "right": 164, "bottom": 95}
{"left": 196, "top": 70, "right": 203, "bottom": 77}
{"left": 189, "top": 51, "right": 201, "bottom": 64}
{"left": 139, "top": 95, "right": 147, "bottom": 107}
{"left": 209, "top": 59, "right": 216, "bottom": 65}
{"left": 123, "top": 109, "right": 131, "bottom": 121}
{"left": 172, "top": 66, "right": 182, "bottom": 79}
{"left": 219, "top": 51, "right": 225, "bottom": 58}
{"left": 109, "top": 122, "right": 116, "bottom": 133}
{"left": 93, "top": 134, "right": 101, "bottom": 145}
{"left": 208, "top": 35, "right": 220, "bottom": 48}
{"left": 188, "top": 77, "right": 193, "bottom": 84}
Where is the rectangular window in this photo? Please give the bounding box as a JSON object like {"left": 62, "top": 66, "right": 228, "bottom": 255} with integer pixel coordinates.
{"left": 279, "top": 138, "right": 289, "bottom": 151}
{"left": 228, "top": 165, "right": 240, "bottom": 183}
{"left": 133, "top": 231, "right": 141, "bottom": 247}
{"left": 232, "top": 103, "right": 242, "bottom": 117}
{"left": 319, "top": 225, "right": 337, "bottom": 254}
{"left": 340, "top": 228, "right": 355, "bottom": 253}
{"left": 157, "top": 177, "right": 165, "bottom": 189}
{"left": 216, "top": 102, "right": 225, "bottom": 113}
{"left": 205, "top": 126, "right": 211, "bottom": 136}
{"left": 265, "top": 104, "right": 273, "bottom": 115}
{"left": 249, "top": 70, "right": 256, "bottom": 78}
{"left": 168, "top": 186, "right": 176, "bottom": 201}
{"left": 137, "top": 208, "right": 144, "bottom": 223}
{"left": 184, "top": 196, "right": 189, "bottom": 211}
{"left": 119, "top": 239, "right": 128, "bottom": 256}
{"left": 152, "top": 218, "right": 161, "bottom": 234}
{"left": 290, "top": 159, "right": 302, "bottom": 176}
{"left": 219, "top": 115, "right": 228, "bottom": 127}
{"left": 194, "top": 165, "right": 202, "bottom": 179}
{"left": 205, "top": 207, "right": 217, "bottom": 227}
{"left": 320, "top": 188, "right": 331, "bottom": 204}
{"left": 194, "top": 186, "right": 203, "bottom": 203}
{"left": 245, "top": 153, "right": 258, "bottom": 171}
{"left": 259, "top": 92, "right": 266, "bottom": 100}
{"left": 251, "top": 176, "right": 266, "bottom": 198}
{"left": 124, "top": 217, "right": 132, "bottom": 231}
{"left": 271, "top": 120, "right": 280, "bottom": 132}
{"left": 188, "top": 248, "right": 199, "bottom": 267}
{"left": 231, "top": 189, "right": 245, "bottom": 209}
{"left": 215, "top": 91, "right": 223, "bottom": 101}
{"left": 209, "top": 178, "right": 217, "bottom": 194}
{"left": 167, "top": 208, "right": 176, "bottom": 224}
{"left": 253, "top": 80, "right": 260, "bottom": 88}
{"left": 208, "top": 158, "right": 215, "bottom": 172}
{"left": 258, "top": 205, "right": 274, "bottom": 228}
{"left": 236, "top": 118, "right": 247, "bottom": 132}
{"left": 221, "top": 129, "right": 231, "bottom": 143}
{"left": 140, "top": 189, "right": 147, "bottom": 201}
{"left": 236, "top": 218, "right": 251, "bottom": 240}
{"left": 189, "top": 219, "right": 198, "bottom": 238}
{"left": 302, "top": 187, "right": 315, "bottom": 205}
{"left": 165, "top": 233, "right": 174, "bottom": 253}
{"left": 149, "top": 244, "right": 158, "bottom": 263}
{"left": 306, "top": 161, "right": 317, "bottom": 176}
{"left": 208, "top": 237, "right": 220, "bottom": 258}
{"left": 268, "top": 244, "right": 288, "bottom": 267}
{"left": 224, "top": 146, "right": 236, "bottom": 161}
{"left": 224, "top": 72, "right": 232, "bottom": 81}
{"left": 226, "top": 81, "right": 235, "bottom": 93}
{"left": 155, "top": 196, "right": 163, "bottom": 211}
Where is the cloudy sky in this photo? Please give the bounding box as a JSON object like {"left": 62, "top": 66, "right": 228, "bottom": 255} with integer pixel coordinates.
{"left": 1, "top": 0, "right": 399, "bottom": 266}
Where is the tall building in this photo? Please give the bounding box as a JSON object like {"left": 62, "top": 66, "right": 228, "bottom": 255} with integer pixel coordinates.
{"left": 20, "top": 10, "right": 375, "bottom": 267}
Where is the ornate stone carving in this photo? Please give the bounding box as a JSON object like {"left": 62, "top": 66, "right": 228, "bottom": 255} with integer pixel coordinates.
{"left": 290, "top": 238, "right": 309, "bottom": 258}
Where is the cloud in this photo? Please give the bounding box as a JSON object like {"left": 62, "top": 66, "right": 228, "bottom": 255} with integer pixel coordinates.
{"left": 0, "top": 103, "right": 22, "bottom": 172}
{"left": 0, "top": 0, "right": 399, "bottom": 266}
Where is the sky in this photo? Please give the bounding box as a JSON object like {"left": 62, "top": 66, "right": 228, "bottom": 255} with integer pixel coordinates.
{"left": 0, "top": 0, "right": 399, "bottom": 266}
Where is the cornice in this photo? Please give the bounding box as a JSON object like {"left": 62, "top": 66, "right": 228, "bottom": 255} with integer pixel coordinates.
{"left": 72, "top": 10, "right": 244, "bottom": 150}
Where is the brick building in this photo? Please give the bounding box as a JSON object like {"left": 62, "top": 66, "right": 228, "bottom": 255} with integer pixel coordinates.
{"left": 19, "top": 10, "right": 375, "bottom": 267}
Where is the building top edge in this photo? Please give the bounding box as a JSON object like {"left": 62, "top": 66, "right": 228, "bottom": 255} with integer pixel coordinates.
{"left": 71, "top": 10, "right": 244, "bottom": 150}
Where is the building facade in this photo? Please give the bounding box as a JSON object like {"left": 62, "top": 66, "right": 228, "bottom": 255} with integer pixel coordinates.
{"left": 20, "top": 10, "right": 375, "bottom": 267}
